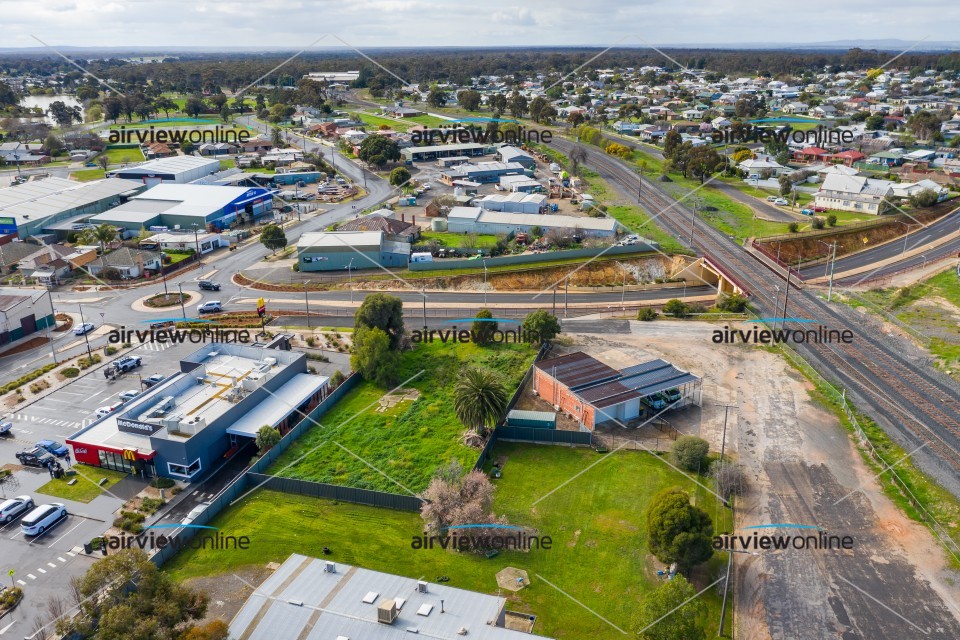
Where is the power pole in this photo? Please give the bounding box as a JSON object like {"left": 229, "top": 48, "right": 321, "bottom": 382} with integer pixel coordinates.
{"left": 780, "top": 265, "right": 792, "bottom": 331}
{"left": 78, "top": 303, "right": 93, "bottom": 359}
{"left": 827, "top": 241, "right": 837, "bottom": 302}
{"left": 304, "top": 281, "right": 310, "bottom": 328}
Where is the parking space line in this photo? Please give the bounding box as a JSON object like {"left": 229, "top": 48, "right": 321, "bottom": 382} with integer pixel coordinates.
{"left": 46, "top": 562, "right": 57, "bottom": 568}
{"left": 36, "top": 568, "right": 46, "bottom": 574}
{"left": 27, "top": 574, "right": 35, "bottom": 580}
{"left": 66, "top": 551, "right": 76, "bottom": 557}
{"left": 50, "top": 520, "right": 84, "bottom": 548}
{"left": 16, "top": 579, "right": 25, "bottom": 586}
{"left": 0, "top": 619, "right": 15, "bottom": 635}
{"left": 8, "top": 530, "right": 21, "bottom": 539}
{"left": 57, "top": 556, "right": 66, "bottom": 563}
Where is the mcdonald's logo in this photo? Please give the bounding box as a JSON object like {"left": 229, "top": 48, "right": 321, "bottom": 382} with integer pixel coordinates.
{"left": 123, "top": 449, "right": 136, "bottom": 461}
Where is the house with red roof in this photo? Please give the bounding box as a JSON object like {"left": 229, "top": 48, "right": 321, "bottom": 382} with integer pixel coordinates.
{"left": 830, "top": 150, "right": 865, "bottom": 167}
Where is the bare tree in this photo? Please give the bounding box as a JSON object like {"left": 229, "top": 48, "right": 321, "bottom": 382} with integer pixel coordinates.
{"left": 421, "top": 459, "right": 501, "bottom": 545}
{"left": 569, "top": 144, "right": 587, "bottom": 173}
{"left": 96, "top": 154, "right": 109, "bottom": 171}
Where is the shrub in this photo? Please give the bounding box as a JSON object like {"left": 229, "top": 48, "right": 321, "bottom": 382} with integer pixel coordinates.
{"left": 139, "top": 497, "right": 165, "bottom": 514}
{"left": 670, "top": 436, "right": 711, "bottom": 472}
{"left": 637, "top": 307, "right": 659, "bottom": 321}
{"left": 329, "top": 370, "right": 346, "bottom": 389}
{"left": 713, "top": 463, "right": 748, "bottom": 498}
{"left": 151, "top": 477, "right": 175, "bottom": 489}
{"left": 113, "top": 510, "right": 146, "bottom": 533}
{"left": 305, "top": 336, "right": 317, "bottom": 347}
{"left": 29, "top": 379, "right": 50, "bottom": 394}
{"left": 662, "top": 299, "right": 689, "bottom": 318}
{"left": 826, "top": 214, "right": 837, "bottom": 227}
{"left": 788, "top": 222, "right": 799, "bottom": 233}
{"left": 105, "top": 346, "right": 118, "bottom": 356}
{"left": 0, "top": 586, "right": 23, "bottom": 609}
{"left": 811, "top": 216, "right": 825, "bottom": 230}
{"left": 0, "top": 363, "right": 58, "bottom": 394}
{"left": 77, "top": 354, "right": 102, "bottom": 369}
{"left": 716, "top": 293, "right": 749, "bottom": 313}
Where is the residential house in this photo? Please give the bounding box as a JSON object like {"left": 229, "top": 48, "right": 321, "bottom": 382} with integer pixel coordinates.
{"left": 381, "top": 103, "right": 423, "bottom": 118}
{"left": 814, "top": 174, "right": 894, "bottom": 214}
{"left": 0, "top": 241, "right": 43, "bottom": 275}
{"left": 86, "top": 247, "right": 162, "bottom": 279}
{"left": 738, "top": 157, "right": 788, "bottom": 178}
{"left": 198, "top": 142, "right": 238, "bottom": 156}
{"left": 237, "top": 137, "right": 274, "bottom": 154}
{"left": 793, "top": 147, "right": 832, "bottom": 164}
{"left": 811, "top": 104, "right": 838, "bottom": 118}
{"left": 867, "top": 150, "right": 904, "bottom": 167}
{"left": 336, "top": 210, "right": 421, "bottom": 244}
{"left": 830, "top": 150, "right": 866, "bottom": 167}
{"left": 782, "top": 102, "right": 810, "bottom": 115}
{"left": 142, "top": 142, "right": 175, "bottom": 159}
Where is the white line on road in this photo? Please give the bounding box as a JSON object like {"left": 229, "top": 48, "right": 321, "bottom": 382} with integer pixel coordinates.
{"left": 15, "top": 580, "right": 25, "bottom": 586}
{"left": 0, "top": 619, "right": 16, "bottom": 634}
{"left": 56, "top": 434, "right": 69, "bottom": 438}
{"left": 50, "top": 520, "right": 85, "bottom": 548}
{"left": 27, "top": 573, "right": 36, "bottom": 580}
{"left": 36, "top": 568, "right": 46, "bottom": 573}
{"left": 57, "top": 556, "right": 66, "bottom": 562}
{"left": 8, "top": 530, "right": 21, "bottom": 539}
{"left": 46, "top": 562, "right": 57, "bottom": 568}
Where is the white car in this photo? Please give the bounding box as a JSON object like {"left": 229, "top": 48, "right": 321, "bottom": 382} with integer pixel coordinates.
{"left": 182, "top": 502, "right": 211, "bottom": 525}
{"left": 197, "top": 301, "right": 222, "bottom": 314}
{"left": 21, "top": 503, "right": 67, "bottom": 536}
{"left": 0, "top": 495, "right": 34, "bottom": 523}
{"left": 73, "top": 322, "right": 95, "bottom": 336}
{"left": 94, "top": 403, "right": 123, "bottom": 418}
{"left": 773, "top": 198, "right": 789, "bottom": 206}
{"left": 0, "top": 420, "right": 12, "bottom": 436}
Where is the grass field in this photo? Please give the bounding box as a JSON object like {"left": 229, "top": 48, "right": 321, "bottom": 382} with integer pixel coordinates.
{"left": 420, "top": 230, "right": 501, "bottom": 249}
{"left": 352, "top": 111, "right": 413, "bottom": 132}
{"left": 98, "top": 146, "right": 145, "bottom": 166}
{"left": 36, "top": 465, "right": 128, "bottom": 503}
{"left": 269, "top": 341, "right": 537, "bottom": 492}
{"left": 165, "top": 443, "right": 731, "bottom": 639}
{"left": 70, "top": 168, "right": 105, "bottom": 182}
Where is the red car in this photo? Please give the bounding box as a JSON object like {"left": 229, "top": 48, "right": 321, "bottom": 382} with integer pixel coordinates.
{"left": 811, "top": 206, "right": 828, "bottom": 213}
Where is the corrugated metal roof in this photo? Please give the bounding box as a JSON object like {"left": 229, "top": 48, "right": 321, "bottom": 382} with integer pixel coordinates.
{"left": 507, "top": 409, "right": 556, "bottom": 422}
{"left": 535, "top": 352, "right": 619, "bottom": 389}
{"left": 0, "top": 178, "right": 145, "bottom": 224}
{"left": 230, "top": 555, "right": 556, "bottom": 640}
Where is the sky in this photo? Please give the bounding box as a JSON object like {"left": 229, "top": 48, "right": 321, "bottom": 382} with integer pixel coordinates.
{"left": 1, "top": 0, "right": 959, "bottom": 50}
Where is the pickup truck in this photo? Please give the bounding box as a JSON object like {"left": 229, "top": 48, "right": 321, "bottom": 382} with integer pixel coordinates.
{"left": 111, "top": 355, "right": 142, "bottom": 373}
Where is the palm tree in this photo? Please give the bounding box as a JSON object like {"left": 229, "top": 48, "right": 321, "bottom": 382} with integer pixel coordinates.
{"left": 79, "top": 224, "right": 118, "bottom": 253}
{"left": 454, "top": 366, "right": 508, "bottom": 443}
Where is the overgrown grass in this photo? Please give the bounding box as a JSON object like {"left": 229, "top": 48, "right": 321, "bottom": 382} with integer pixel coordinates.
{"left": 70, "top": 168, "right": 105, "bottom": 182}
{"left": 352, "top": 111, "right": 413, "bottom": 131}
{"left": 36, "top": 465, "right": 128, "bottom": 503}
{"left": 420, "top": 230, "right": 501, "bottom": 249}
{"left": 166, "top": 443, "right": 731, "bottom": 639}
{"left": 269, "top": 341, "right": 536, "bottom": 492}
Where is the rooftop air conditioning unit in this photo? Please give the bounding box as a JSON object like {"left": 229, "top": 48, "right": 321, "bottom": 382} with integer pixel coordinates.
{"left": 378, "top": 600, "right": 398, "bottom": 625}
{"left": 263, "top": 356, "right": 277, "bottom": 367}
{"left": 417, "top": 581, "right": 428, "bottom": 594}
{"left": 324, "top": 561, "right": 336, "bottom": 573}
{"left": 457, "top": 628, "right": 468, "bottom": 635}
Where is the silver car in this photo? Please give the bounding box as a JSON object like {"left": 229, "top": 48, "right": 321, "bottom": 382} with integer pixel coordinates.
{"left": 0, "top": 495, "right": 34, "bottom": 524}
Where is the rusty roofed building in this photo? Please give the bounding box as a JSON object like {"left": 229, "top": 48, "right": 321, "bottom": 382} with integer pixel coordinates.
{"left": 533, "top": 352, "right": 701, "bottom": 431}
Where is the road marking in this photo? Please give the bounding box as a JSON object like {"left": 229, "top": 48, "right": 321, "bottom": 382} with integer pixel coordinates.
{"left": 88, "top": 390, "right": 105, "bottom": 400}
{"left": 8, "top": 530, "right": 21, "bottom": 539}
{"left": 16, "top": 579, "right": 25, "bottom": 586}
{"left": 46, "top": 562, "right": 57, "bottom": 568}
{"left": 67, "top": 551, "right": 76, "bottom": 557}
{"left": 57, "top": 556, "right": 66, "bottom": 562}
{"left": 56, "top": 434, "right": 70, "bottom": 438}
{"left": 0, "top": 619, "right": 17, "bottom": 634}
{"left": 36, "top": 568, "right": 46, "bottom": 573}
{"left": 50, "top": 520, "right": 84, "bottom": 548}
{"left": 27, "top": 573, "right": 36, "bottom": 580}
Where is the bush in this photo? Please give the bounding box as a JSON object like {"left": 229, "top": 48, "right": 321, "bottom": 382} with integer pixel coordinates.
{"left": 0, "top": 586, "right": 23, "bottom": 610}
{"left": 113, "top": 510, "right": 146, "bottom": 533}
{"left": 151, "top": 477, "right": 175, "bottom": 489}
{"left": 811, "top": 216, "right": 825, "bottom": 230}
{"left": 139, "top": 497, "right": 165, "bottom": 514}
{"left": 662, "top": 299, "right": 689, "bottom": 318}
{"left": 713, "top": 463, "right": 748, "bottom": 498}
{"left": 329, "top": 370, "right": 346, "bottom": 389}
{"left": 716, "top": 293, "right": 749, "bottom": 313}
{"left": 637, "top": 308, "right": 659, "bottom": 321}
{"left": 0, "top": 363, "right": 58, "bottom": 394}
{"left": 670, "top": 436, "right": 711, "bottom": 472}
{"left": 105, "top": 346, "right": 118, "bottom": 356}
{"left": 826, "top": 214, "right": 837, "bottom": 227}
{"left": 305, "top": 336, "right": 317, "bottom": 347}
{"left": 77, "top": 354, "right": 102, "bottom": 369}
{"left": 788, "top": 222, "right": 799, "bottom": 233}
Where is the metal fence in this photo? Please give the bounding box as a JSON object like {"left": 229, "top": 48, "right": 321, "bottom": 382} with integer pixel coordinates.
{"left": 408, "top": 243, "right": 659, "bottom": 272}
{"left": 246, "top": 474, "right": 424, "bottom": 511}
{"left": 496, "top": 426, "right": 594, "bottom": 446}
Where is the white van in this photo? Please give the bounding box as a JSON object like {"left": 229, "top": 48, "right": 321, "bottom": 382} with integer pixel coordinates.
{"left": 21, "top": 503, "right": 67, "bottom": 536}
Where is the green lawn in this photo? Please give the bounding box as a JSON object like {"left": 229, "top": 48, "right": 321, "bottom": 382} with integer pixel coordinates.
{"left": 104, "top": 118, "right": 222, "bottom": 129}
{"left": 71, "top": 168, "right": 105, "bottom": 182}
{"left": 420, "top": 230, "right": 501, "bottom": 249}
{"left": 165, "top": 443, "right": 731, "bottom": 639}
{"left": 352, "top": 111, "right": 413, "bottom": 132}
{"left": 99, "top": 146, "right": 145, "bottom": 166}
{"left": 269, "top": 341, "right": 536, "bottom": 493}
{"left": 36, "top": 464, "right": 129, "bottom": 503}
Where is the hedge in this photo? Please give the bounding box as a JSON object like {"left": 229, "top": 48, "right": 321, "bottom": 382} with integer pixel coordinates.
{"left": 0, "top": 363, "right": 57, "bottom": 395}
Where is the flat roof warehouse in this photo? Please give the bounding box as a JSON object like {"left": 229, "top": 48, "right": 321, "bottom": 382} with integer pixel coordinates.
{"left": 67, "top": 343, "right": 330, "bottom": 481}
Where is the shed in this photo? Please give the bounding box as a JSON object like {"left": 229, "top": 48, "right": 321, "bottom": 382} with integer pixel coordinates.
{"left": 506, "top": 409, "right": 557, "bottom": 429}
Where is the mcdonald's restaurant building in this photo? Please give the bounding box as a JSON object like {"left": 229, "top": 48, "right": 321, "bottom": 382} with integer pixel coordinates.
{"left": 66, "top": 341, "right": 330, "bottom": 481}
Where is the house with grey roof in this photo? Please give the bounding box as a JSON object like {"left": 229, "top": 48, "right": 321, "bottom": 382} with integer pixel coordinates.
{"left": 86, "top": 247, "right": 162, "bottom": 279}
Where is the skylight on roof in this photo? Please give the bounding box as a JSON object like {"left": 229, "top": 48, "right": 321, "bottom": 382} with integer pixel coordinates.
{"left": 362, "top": 591, "right": 379, "bottom": 604}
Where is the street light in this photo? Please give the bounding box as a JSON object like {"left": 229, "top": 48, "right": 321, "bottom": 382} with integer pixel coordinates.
{"left": 177, "top": 283, "right": 186, "bottom": 320}
{"left": 482, "top": 258, "right": 488, "bottom": 306}
{"left": 77, "top": 302, "right": 93, "bottom": 359}
{"left": 346, "top": 258, "right": 354, "bottom": 304}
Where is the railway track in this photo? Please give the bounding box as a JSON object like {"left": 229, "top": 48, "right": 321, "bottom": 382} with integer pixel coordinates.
{"left": 556, "top": 139, "right": 960, "bottom": 478}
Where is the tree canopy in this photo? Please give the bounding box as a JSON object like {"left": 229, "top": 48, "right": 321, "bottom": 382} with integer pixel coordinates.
{"left": 645, "top": 488, "right": 714, "bottom": 573}
{"left": 354, "top": 293, "right": 405, "bottom": 349}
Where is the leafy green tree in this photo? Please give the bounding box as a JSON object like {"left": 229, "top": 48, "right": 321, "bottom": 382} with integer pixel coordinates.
{"left": 350, "top": 325, "right": 399, "bottom": 387}
{"left": 687, "top": 146, "right": 724, "bottom": 184}
{"left": 427, "top": 87, "right": 448, "bottom": 108}
{"left": 179, "top": 620, "right": 230, "bottom": 640}
{"left": 183, "top": 96, "right": 206, "bottom": 118}
{"left": 715, "top": 293, "right": 748, "bottom": 313}
{"left": 645, "top": 487, "right": 714, "bottom": 573}
{"left": 79, "top": 223, "right": 118, "bottom": 253}
{"left": 663, "top": 130, "right": 682, "bottom": 157}
{"left": 909, "top": 188, "right": 940, "bottom": 208}
{"left": 637, "top": 308, "right": 659, "bottom": 321}
{"left": 521, "top": 309, "right": 561, "bottom": 344}
{"left": 454, "top": 366, "right": 508, "bottom": 438}
{"left": 788, "top": 222, "right": 799, "bottom": 233}
{"left": 48, "top": 100, "right": 81, "bottom": 127}
{"left": 632, "top": 575, "right": 706, "bottom": 640}
{"left": 255, "top": 425, "right": 281, "bottom": 454}
{"left": 389, "top": 166, "right": 411, "bottom": 187}
{"left": 662, "top": 299, "right": 689, "bottom": 318}
{"left": 57, "top": 549, "right": 208, "bottom": 640}
{"left": 669, "top": 436, "right": 710, "bottom": 472}
{"left": 259, "top": 223, "right": 287, "bottom": 253}
{"left": 354, "top": 293, "right": 405, "bottom": 349}
{"left": 457, "top": 89, "right": 482, "bottom": 111}
{"left": 472, "top": 308, "right": 498, "bottom": 346}
{"left": 357, "top": 134, "right": 401, "bottom": 169}
{"left": 153, "top": 97, "right": 176, "bottom": 118}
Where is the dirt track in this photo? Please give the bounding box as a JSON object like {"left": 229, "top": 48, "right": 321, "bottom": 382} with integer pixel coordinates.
{"left": 560, "top": 319, "right": 960, "bottom": 639}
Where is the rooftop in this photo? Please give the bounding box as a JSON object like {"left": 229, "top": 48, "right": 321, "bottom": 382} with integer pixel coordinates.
{"left": 106, "top": 155, "right": 220, "bottom": 177}
{"left": 229, "top": 554, "right": 555, "bottom": 640}
{"left": 0, "top": 177, "right": 145, "bottom": 226}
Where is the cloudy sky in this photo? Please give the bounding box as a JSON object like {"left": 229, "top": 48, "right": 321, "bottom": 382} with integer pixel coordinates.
{"left": 2, "top": 0, "right": 958, "bottom": 49}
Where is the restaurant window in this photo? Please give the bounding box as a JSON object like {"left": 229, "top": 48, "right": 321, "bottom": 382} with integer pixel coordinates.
{"left": 168, "top": 458, "right": 202, "bottom": 479}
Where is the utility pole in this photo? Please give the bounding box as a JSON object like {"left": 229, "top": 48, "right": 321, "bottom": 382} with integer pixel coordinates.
{"left": 637, "top": 167, "right": 643, "bottom": 202}
{"left": 77, "top": 303, "right": 93, "bottom": 359}
{"left": 192, "top": 224, "right": 202, "bottom": 267}
{"left": 564, "top": 276, "right": 569, "bottom": 317}
{"left": 780, "top": 265, "right": 792, "bottom": 331}
{"left": 43, "top": 288, "right": 57, "bottom": 364}
{"left": 688, "top": 203, "right": 697, "bottom": 246}
{"left": 827, "top": 241, "right": 837, "bottom": 302}
{"left": 422, "top": 288, "right": 427, "bottom": 335}
{"left": 347, "top": 258, "right": 354, "bottom": 304}
{"left": 552, "top": 285, "right": 557, "bottom": 316}
{"left": 303, "top": 280, "right": 310, "bottom": 328}
{"left": 483, "top": 258, "right": 488, "bottom": 307}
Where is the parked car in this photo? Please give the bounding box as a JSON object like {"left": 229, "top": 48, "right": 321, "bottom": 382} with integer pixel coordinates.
{"left": 642, "top": 394, "right": 666, "bottom": 411}
{"left": 0, "top": 495, "right": 34, "bottom": 523}
{"left": 800, "top": 208, "right": 814, "bottom": 216}
{"left": 94, "top": 403, "right": 122, "bottom": 419}
{"left": 198, "top": 280, "right": 221, "bottom": 291}
{"left": 84, "top": 162, "right": 98, "bottom": 167}
{"left": 663, "top": 388, "right": 682, "bottom": 403}
{"left": 73, "top": 322, "right": 95, "bottom": 336}
{"left": 36, "top": 440, "right": 69, "bottom": 457}
{"left": 812, "top": 206, "right": 827, "bottom": 212}
{"left": 773, "top": 198, "right": 789, "bottom": 206}
{"left": 142, "top": 374, "right": 166, "bottom": 389}
{"left": 0, "top": 420, "right": 12, "bottom": 436}
{"left": 21, "top": 503, "right": 67, "bottom": 536}
{"left": 15, "top": 447, "right": 55, "bottom": 468}
{"left": 766, "top": 195, "right": 779, "bottom": 202}
{"left": 197, "top": 301, "right": 222, "bottom": 314}
{"left": 112, "top": 355, "right": 142, "bottom": 373}
{"left": 119, "top": 389, "right": 141, "bottom": 403}
{"left": 183, "top": 502, "right": 211, "bottom": 525}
